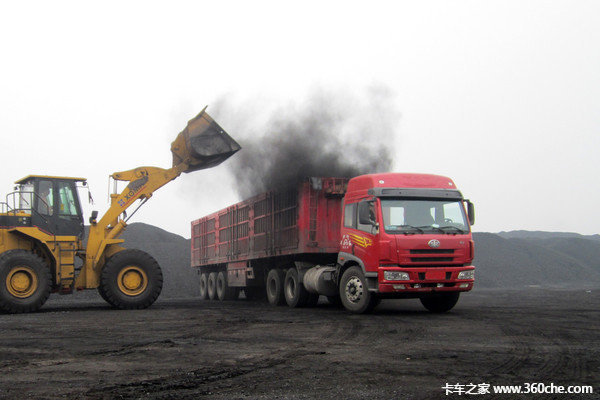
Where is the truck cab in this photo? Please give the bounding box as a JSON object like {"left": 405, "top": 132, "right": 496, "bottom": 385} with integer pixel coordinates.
{"left": 337, "top": 173, "right": 475, "bottom": 312}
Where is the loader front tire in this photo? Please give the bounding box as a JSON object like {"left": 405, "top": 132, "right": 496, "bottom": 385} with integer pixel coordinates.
{"left": 0, "top": 250, "right": 52, "bottom": 314}
{"left": 100, "top": 249, "right": 163, "bottom": 310}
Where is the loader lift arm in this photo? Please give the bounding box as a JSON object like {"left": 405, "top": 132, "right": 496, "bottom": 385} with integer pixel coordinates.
{"left": 75, "top": 108, "right": 240, "bottom": 290}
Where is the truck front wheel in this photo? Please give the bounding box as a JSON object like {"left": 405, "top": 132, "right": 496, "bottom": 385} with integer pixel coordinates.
{"left": 0, "top": 250, "right": 52, "bottom": 314}
{"left": 339, "top": 266, "right": 378, "bottom": 314}
{"left": 420, "top": 292, "right": 460, "bottom": 313}
{"left": 100, "top": 249, "right": 163, "bottom": 310}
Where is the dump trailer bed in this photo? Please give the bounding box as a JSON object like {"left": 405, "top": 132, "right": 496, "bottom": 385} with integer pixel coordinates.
{"left": 191, "top": 178, "right": 348, "bottom": 276}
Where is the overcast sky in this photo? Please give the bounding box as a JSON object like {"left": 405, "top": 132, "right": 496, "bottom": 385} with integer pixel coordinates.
{"left": 1, "top": 1, "right": 598, "bottom": 238}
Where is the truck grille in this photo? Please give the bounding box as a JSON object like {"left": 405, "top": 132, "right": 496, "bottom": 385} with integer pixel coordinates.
{"left": 410, "top": 257, "right": 454, "bottom": 262}
{"left": 410, "top": 249, "right": 454, "bottom": 254}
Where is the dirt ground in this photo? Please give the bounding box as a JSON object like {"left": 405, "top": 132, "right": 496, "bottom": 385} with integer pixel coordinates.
{"left": 0, "top": 289, "right": 598, "bottom": 399}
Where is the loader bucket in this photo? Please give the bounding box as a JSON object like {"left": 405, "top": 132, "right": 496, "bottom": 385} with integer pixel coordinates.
{"left": 171, "top": 107, "right": 241, "bottom": 173}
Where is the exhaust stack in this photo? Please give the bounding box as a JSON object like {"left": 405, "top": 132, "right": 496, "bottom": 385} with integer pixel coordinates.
{"left": 171, "top": 107, "right": 241, "bottom": 173}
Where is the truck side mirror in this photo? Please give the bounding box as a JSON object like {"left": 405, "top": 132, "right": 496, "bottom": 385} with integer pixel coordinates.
{"left": 466, "top": 200, "right": 475, "bottom": 225}
{"left": 358, "top": 201, "right": 374, "bottom": 225}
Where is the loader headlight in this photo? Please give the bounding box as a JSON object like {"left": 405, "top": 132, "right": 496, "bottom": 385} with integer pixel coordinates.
{"left": 384, "top": 271, "right": 410, "bottom": 281}
{"left": 458, "top": 270, "right": 474, "bottom": 280}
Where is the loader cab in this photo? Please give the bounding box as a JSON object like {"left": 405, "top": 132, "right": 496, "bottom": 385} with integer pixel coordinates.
{"left": 15, "top": 175, "right": 86, "bottom": 238}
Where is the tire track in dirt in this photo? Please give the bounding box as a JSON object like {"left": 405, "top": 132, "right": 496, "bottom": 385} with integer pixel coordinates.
{"left": 85, "top": 349, "right": 326, "bottom": 400}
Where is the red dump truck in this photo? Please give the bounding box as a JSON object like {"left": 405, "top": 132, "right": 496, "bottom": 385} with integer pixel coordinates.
{"left": 191, "top": 173, "right": 475, "bottom": 313}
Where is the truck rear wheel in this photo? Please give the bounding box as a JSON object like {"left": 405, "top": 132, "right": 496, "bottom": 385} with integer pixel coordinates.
{"left": 100, "top": 249, "right": 163, "bottom": 310}
{"left": 216, "top": 271, "right": 238, "bottom": 300}
{"left": 339, "top": 266, "right": 378, "bottom": 314}
{"left": 207, "top": 272, "right": 217, "bottom": 300}
{"left": 266, "top": 269, "right": 285, "bottom": 306}
{"left": 199, "top": 273, "right": 208, "bottom": 300}
{"left": 420, "top": 292, "right": 460, "bottom": 313}
{"left": 284, "top": 268, "right": 309, "bottom": 308}
{"left": 0, "top": 250, "right": 52, "bottom": 314}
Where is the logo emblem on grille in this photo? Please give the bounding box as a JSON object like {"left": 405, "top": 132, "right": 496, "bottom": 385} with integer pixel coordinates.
{"left": 428, "top": 239, "right": 440, "bottom": 248}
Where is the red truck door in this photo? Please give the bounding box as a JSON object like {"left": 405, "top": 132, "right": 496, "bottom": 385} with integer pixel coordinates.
{"left": 340, "top": 200, "right": 379, "bottom": 272}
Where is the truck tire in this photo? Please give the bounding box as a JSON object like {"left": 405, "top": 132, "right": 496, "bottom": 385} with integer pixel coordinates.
{"left": 216, "top": 271, "right": 238, "bottom": 301}
{"left": 420, "top": 292, "right": 460, "bottom": 313}
{"left": 0, "top": 250, "right": 52, "bottom": 314}
{"left": 284, "top": 268, "right": 309, "bottom": 308}
{"left": 207, "top": 272, "right": 217, "bottom": 300}
{"left": 100, "top": 249, "right": 163, "bottom": 310}
{"left": 339, "top": 266, "right": 378, "bottom": 314}
{"left": 198, "top": 273, "right": 208, "bottom": 300}
{"left": 266, "top": 269, "right": 285, "bottom": 306}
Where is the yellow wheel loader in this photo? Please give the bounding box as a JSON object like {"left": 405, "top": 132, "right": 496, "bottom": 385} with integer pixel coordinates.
{"left": 0, "top": 108, "right": 240, "bottom": 313}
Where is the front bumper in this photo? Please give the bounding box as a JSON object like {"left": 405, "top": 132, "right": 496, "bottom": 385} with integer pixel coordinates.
{"left": 376, "top": 266, "right": 475, "bottom": 294}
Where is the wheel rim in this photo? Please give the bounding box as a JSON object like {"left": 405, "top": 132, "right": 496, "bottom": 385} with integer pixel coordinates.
{"left": 345, "top": 276, "right": 363, "bottom": 303}
{"left": 6, "top": 266, "right": 38, "bottom": 298}
{"left": 117, "top": 266, "right": 148, "bottom": 296}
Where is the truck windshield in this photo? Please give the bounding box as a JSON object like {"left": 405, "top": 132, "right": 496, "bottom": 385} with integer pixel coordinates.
{"left": 380, "top": 199, "right": 469, "bottom": 234}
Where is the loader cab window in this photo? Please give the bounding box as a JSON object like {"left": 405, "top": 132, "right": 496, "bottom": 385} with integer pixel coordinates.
{"left": 36, "top": 180, "right": 54, "bottom": 216}
{"left": 58, "top": 182, "right": 79, "bottom": 216}
{"left": 18, "top": 183, "right": 34, "bottom": 211}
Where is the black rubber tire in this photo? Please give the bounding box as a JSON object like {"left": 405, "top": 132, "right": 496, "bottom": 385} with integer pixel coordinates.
{"left": 284, "top": 268, "right": 309, "bottom": 308}
{"left": 207, "top": 272, "right": 217, "bottom": 300}
{"left": 100, "top": 249, "right": 163, "bottom": 310}
{"left": 0, "top": 250, "right": 52, "bottom": 314}
{"left": 420, "top": 292, "right": 460, "bottom": 313}
{"left": 339, "top": 266, "right": 378, "bottom": 314}
{"left": 244, "top": 286, "right": 266, "bottom": 301}
{"left": 198, "top": 273, "right": 208, "bottom": 300}
{"left": 216, "top": 271, "right": 238, "bottom": 301}
{"left": 98, "top": 283, "right": 110, "bottom": 303}
{"left": 266, "top": 269, "right": 285, "bottom": 306}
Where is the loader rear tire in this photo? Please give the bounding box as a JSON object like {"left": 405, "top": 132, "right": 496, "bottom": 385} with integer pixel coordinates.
{"left": 198, "top": 273, "right": 208, "bottom": 300}
{"left": 100, "top": 249, "right": 163, "bottom": 310}
{"left": 266, "top": 269, "right": 285, "bottom": 306}
{"left": 0, "top": 250, "right": 52, "bottom": 314}
{"left": 207, "top": 272, "right": 217, "bottom": 300}
{"left": 284, "top": 268, "right": 309, "bottom": 308}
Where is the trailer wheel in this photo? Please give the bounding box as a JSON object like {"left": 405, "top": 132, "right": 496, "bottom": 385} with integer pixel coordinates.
{"left": 339, "top": 266, "right": 378, "bottom": 314}
{"left": 266, "top": 269, "right": 285, "bottom": 306}
{"left": 207, "top": 272, "right": 217, "bottom": 300}
{"left": 216, "top": 271, "right": 238, "bottom": 301}
{"left": 420, "top": 292, "right": 460, "bottom": 313}
{"left": 100, "top": 249, "right": 163, "bottom": 310}
{"left": 0, "top": 250, "right": 52, "bottom": 314}
{"left": 198, "top": 273, "right": 208, "bottom": 300}
{"left": 284, "top": 268, "right": 309, "bottom": 308}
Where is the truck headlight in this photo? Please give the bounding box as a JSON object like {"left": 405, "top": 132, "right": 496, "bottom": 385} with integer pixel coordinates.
{"left": 458, "top": 270, "right": 474, "bottom": 280}
{"left": 384, "top": 271, "right": 410, "bottom": 281}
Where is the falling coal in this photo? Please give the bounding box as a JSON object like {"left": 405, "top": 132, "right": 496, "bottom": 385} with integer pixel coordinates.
{"left": 215, "top": 87, "right": 399, "bottom": 198}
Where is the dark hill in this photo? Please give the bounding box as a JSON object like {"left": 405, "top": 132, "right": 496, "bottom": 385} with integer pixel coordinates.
{"left": 473, "top": 232, "right": 600, "bottom": 288}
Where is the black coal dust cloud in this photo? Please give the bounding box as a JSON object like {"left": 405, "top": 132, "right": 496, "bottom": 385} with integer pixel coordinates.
{"left": 214, "top": 87, "right": 399, "bottom": 198}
